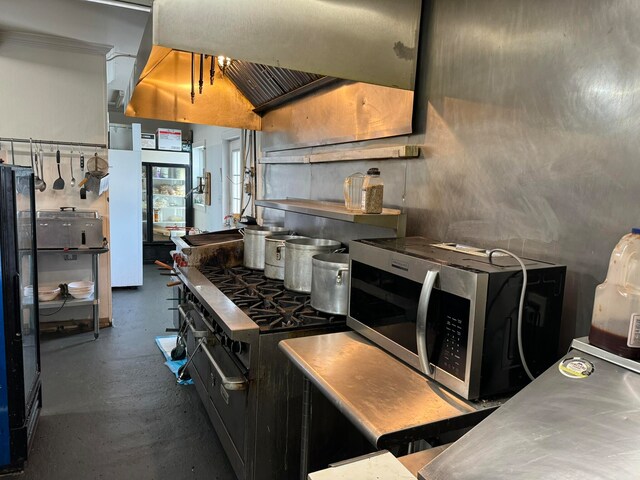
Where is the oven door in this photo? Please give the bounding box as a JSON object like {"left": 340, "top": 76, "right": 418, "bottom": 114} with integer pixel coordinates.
{"left": 347, "top": 242, "right": 489, "bottom": 399}
{"left": 182, "top": 305, "right": 250, "bottom": 479}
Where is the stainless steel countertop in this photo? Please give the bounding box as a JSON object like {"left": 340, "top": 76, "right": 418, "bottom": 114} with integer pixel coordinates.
{"left": 279, "top": 331, "right": 500, "bottom": 448}
{"left": 419, "top": 346, "right": 640, "bottom": 479}
{"left": 398, "top": 444, "right": 451, "bottom": 477}
{"left": 177, "top": 266, "right": 259, "bottom": 342}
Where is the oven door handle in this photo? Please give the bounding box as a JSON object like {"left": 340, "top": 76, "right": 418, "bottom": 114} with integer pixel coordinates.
{"left": 201, "top": 342, "right": 248, "bottom": 391}
{"left": 182, "top": 310, "right": 211, "bottom": 340}
{"left": 179, "top": 303, "right": 215, "bottom": 334}
{"left": 416, "top": 270, "right": 438, "bottom": 376}
{"left": 179, "top": 334, "right": 205, "bottom": 381}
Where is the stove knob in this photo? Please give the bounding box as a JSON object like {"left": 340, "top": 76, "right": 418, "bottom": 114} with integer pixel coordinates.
{"left": 231, "top": 341, "right": 242, "bottom": 354}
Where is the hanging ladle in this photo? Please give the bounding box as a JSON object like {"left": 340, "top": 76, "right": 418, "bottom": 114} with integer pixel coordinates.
{"left": 32, "top": 138, "right": 45, "bottom": 192}
{"left": 70, "top": 149, "right": 76, "bottom": 187}
{"left": 38, "top": 142, "right": 46, "bottom": 191}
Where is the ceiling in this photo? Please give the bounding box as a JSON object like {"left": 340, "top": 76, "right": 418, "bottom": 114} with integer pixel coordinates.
{"left": 0, "top": 0, "right": 150, "bottom": 113}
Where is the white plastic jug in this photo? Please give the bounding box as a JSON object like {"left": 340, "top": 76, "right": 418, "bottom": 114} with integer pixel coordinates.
{"left": 589, "top": 228, "right": 640, "bottom": 359}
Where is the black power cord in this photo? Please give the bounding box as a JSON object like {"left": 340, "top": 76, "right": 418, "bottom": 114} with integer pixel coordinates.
{"left": 40, "top": 283, "right": 70, "bottom": 317}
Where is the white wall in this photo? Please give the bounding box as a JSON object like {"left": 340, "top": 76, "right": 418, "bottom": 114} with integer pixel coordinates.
{"left": 0, "top": 35, "right": 112, "bottom": 324}
{"left": 192, "top": 125, "right": 241, "bottom": 232}
{"left": 0, "top": 0, "right": 149, "bottom": 100}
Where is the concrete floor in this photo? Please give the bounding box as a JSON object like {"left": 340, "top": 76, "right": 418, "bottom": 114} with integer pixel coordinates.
{"left": 21, "top": 265, "right": 236, "bottom": 480}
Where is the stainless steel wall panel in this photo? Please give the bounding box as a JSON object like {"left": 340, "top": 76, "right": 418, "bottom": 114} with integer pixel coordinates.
{"left": 262, "top": 0, "right": 640, "bottom": 350}
{"left": 261, "top": 82, "right": 414, "bottom": 151}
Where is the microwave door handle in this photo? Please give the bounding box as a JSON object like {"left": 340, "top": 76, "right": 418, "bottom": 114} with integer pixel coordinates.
{"left": 417, "top": 270, "right": 438, "bottom": 376}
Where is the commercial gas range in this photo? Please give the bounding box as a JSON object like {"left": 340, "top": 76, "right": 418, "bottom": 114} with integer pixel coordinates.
{"left": 176, "top": 265, "right": 345, "bottom": 480}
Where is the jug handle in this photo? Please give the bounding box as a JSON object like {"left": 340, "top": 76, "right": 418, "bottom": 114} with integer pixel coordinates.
{"left": 238, "top": 228, "right": 245, "bottom": 237}
{"left": 343, "top": 178, "right": 350, "bottom": 206}
{"left": 333, "top": 247, "right": 346, "bottom": 254}
{"left": 624, "top": 253, "right": 639, "bottom": 290}
{"left": 607, "top": 238, "right": 637, "bottom": 287}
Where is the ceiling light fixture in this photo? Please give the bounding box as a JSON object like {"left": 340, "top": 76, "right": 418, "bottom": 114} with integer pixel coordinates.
{"left": 84, "top": 0, "right": 151, "bottom": 13}
{"left": 217, "top": 55, "right": 232, "bottom": 75}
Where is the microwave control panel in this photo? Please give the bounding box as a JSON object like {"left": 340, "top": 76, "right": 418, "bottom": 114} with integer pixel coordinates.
{"left": 439, "top": 314, "right": 467, "bottom": 380}
{"left": 430, "top": 291, "right": 470, "bottom": 381}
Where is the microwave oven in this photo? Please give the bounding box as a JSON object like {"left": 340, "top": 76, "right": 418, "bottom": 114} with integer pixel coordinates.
{"left": 347, "top": 237, "right": 566, "bottom": 400}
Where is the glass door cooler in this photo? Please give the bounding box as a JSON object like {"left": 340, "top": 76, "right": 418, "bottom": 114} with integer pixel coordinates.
{"left": 0, "top": 164, "right": 41, "bottom": 473}
{"left": 142, "top": 163, "right": 192, "bottom": 263}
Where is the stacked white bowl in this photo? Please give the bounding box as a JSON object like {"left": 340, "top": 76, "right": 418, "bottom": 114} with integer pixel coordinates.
{"left": 68, "top": 281, "right": 95, "bottom": 299}
{"left": 25, "top": 284, "right": 61, "bottom": 302}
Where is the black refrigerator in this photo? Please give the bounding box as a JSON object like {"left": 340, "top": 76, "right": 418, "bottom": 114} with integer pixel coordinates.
{"left": 142, "top": 162, "right": 192, "bottom": 263}
{"left": 0, "top": 164, "right": 41, "bottom": 473}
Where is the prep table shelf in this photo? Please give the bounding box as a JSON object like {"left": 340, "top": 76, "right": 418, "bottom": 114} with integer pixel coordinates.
{"left": 255, "top": 198, "right": 406, "bottom": 232}
{"left": 37, "top": 248, "right": 109, "bottom": 255}
{"left": 36, "top": 248, "right": 108, "bottom": 339}
{"left": 24, "top": 295, "right": 97, "bottom": 309}
{"left": 38, "top": 296, "right": 97, "bottom": 309}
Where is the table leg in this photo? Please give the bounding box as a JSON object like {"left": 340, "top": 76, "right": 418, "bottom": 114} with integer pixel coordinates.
{"left": 300, "top": 377, "right": 312, "bottom": 480}
{"left": 93, "top": 254, "right": 99, "bottom": 339}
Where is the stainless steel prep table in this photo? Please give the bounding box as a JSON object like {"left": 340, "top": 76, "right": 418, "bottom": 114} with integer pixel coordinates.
{"left": 37, "top": 248, "right": 108, "bottom": 339}
{"left": 418, "top": 339, "right": 640, "bottom": 479}
{"left": 279, "top": 331, "right": 502, "bottom": 477}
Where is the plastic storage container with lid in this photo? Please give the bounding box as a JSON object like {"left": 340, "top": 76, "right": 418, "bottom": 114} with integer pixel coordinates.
{"left": 361, "top": 167, "right": 384, "bottom": 214}
{"left": 589, "top": 228, "right": 640, "bottom": 359}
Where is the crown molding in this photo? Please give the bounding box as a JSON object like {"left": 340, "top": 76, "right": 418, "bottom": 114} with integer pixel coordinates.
{"left": 0, "top": 30, "right": 113, "bottom": 55}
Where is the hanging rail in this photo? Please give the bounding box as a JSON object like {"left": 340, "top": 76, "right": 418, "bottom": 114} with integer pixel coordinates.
{"left": 0, "top": 137, "right": 106, "bottom": 149}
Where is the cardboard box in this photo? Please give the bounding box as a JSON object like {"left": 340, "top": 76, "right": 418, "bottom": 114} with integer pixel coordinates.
{"left": 156, "top": 128, "right": 182, "bottom": 151}
{"left": 141, "top": 133, "right": 156, "bottom": 150}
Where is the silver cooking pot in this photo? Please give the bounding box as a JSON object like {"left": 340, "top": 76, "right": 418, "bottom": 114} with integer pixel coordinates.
{"left": 310, "top": 253, "right": 350, "bottom": 315}
{"left": 284, "top": 238, "right": 342, "bottom": 293}
{"left": 242, "top": 225, "right": 289, "bottom": 270}
{"left": 264, "top": 234, "right": 308, "bottom": 280}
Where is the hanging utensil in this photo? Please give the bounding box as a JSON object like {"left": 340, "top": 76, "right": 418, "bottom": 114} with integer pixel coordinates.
{"left": 29, "top": 138, "right": 35, "bottom": 170}
{"left": 38, "top": 142, "right": 46, "bottom": 191}
{"left": 10, "top": 140, "right": 15, "bottom": 165}
{"left": 199, "top": 53, "right": 204, "bottom": 94}
{"left": 87, "top": 152, "right": 109, "bottom": 176}
{"left": 85, "top": 152, "right": 109, "bottom": 193}
{"left": 79, "top": 151, "right": 87, "bottom": 199}
{"left": 210, "top": 55, "right": 215, "bottom": 85}
{"left": 33, "top": 152, "right": 45, "bottom": 192}
{"left": 53, "top": 146, "right": 65, "bottom": 190}
{"left": 70, "top": 150, "right": 76, "bottom": 187}
{"left": 31, "top": 139, "right": 44, "bottom": 191}
{"left": 191, "top": 52, "right": 195, "bottom": 104}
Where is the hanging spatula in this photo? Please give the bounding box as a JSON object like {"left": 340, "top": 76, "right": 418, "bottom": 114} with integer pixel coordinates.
{"left": 53, "top": 147, "right": 65, "bottom": 190}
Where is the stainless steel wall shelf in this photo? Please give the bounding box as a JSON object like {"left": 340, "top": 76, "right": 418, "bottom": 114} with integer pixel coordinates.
{"left": 260, "top": 145, "right": 420, "bottom": 164}
{"left": 255, "top": 198, "right": 406, "bottom": 235}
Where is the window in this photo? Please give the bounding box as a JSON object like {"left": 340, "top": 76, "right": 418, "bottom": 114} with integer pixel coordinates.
{"left": 229, "top": 138, "right": 242, "bottom": 215}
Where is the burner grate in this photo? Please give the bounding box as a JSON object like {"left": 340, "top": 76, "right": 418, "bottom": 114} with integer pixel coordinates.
{"left": 198, "top": 265, "right": 341, "bottom": 332}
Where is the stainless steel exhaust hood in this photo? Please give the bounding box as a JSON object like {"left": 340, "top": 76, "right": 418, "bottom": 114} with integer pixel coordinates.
{"left": 126, "top": 0, "right": 422, "bottom": 131}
